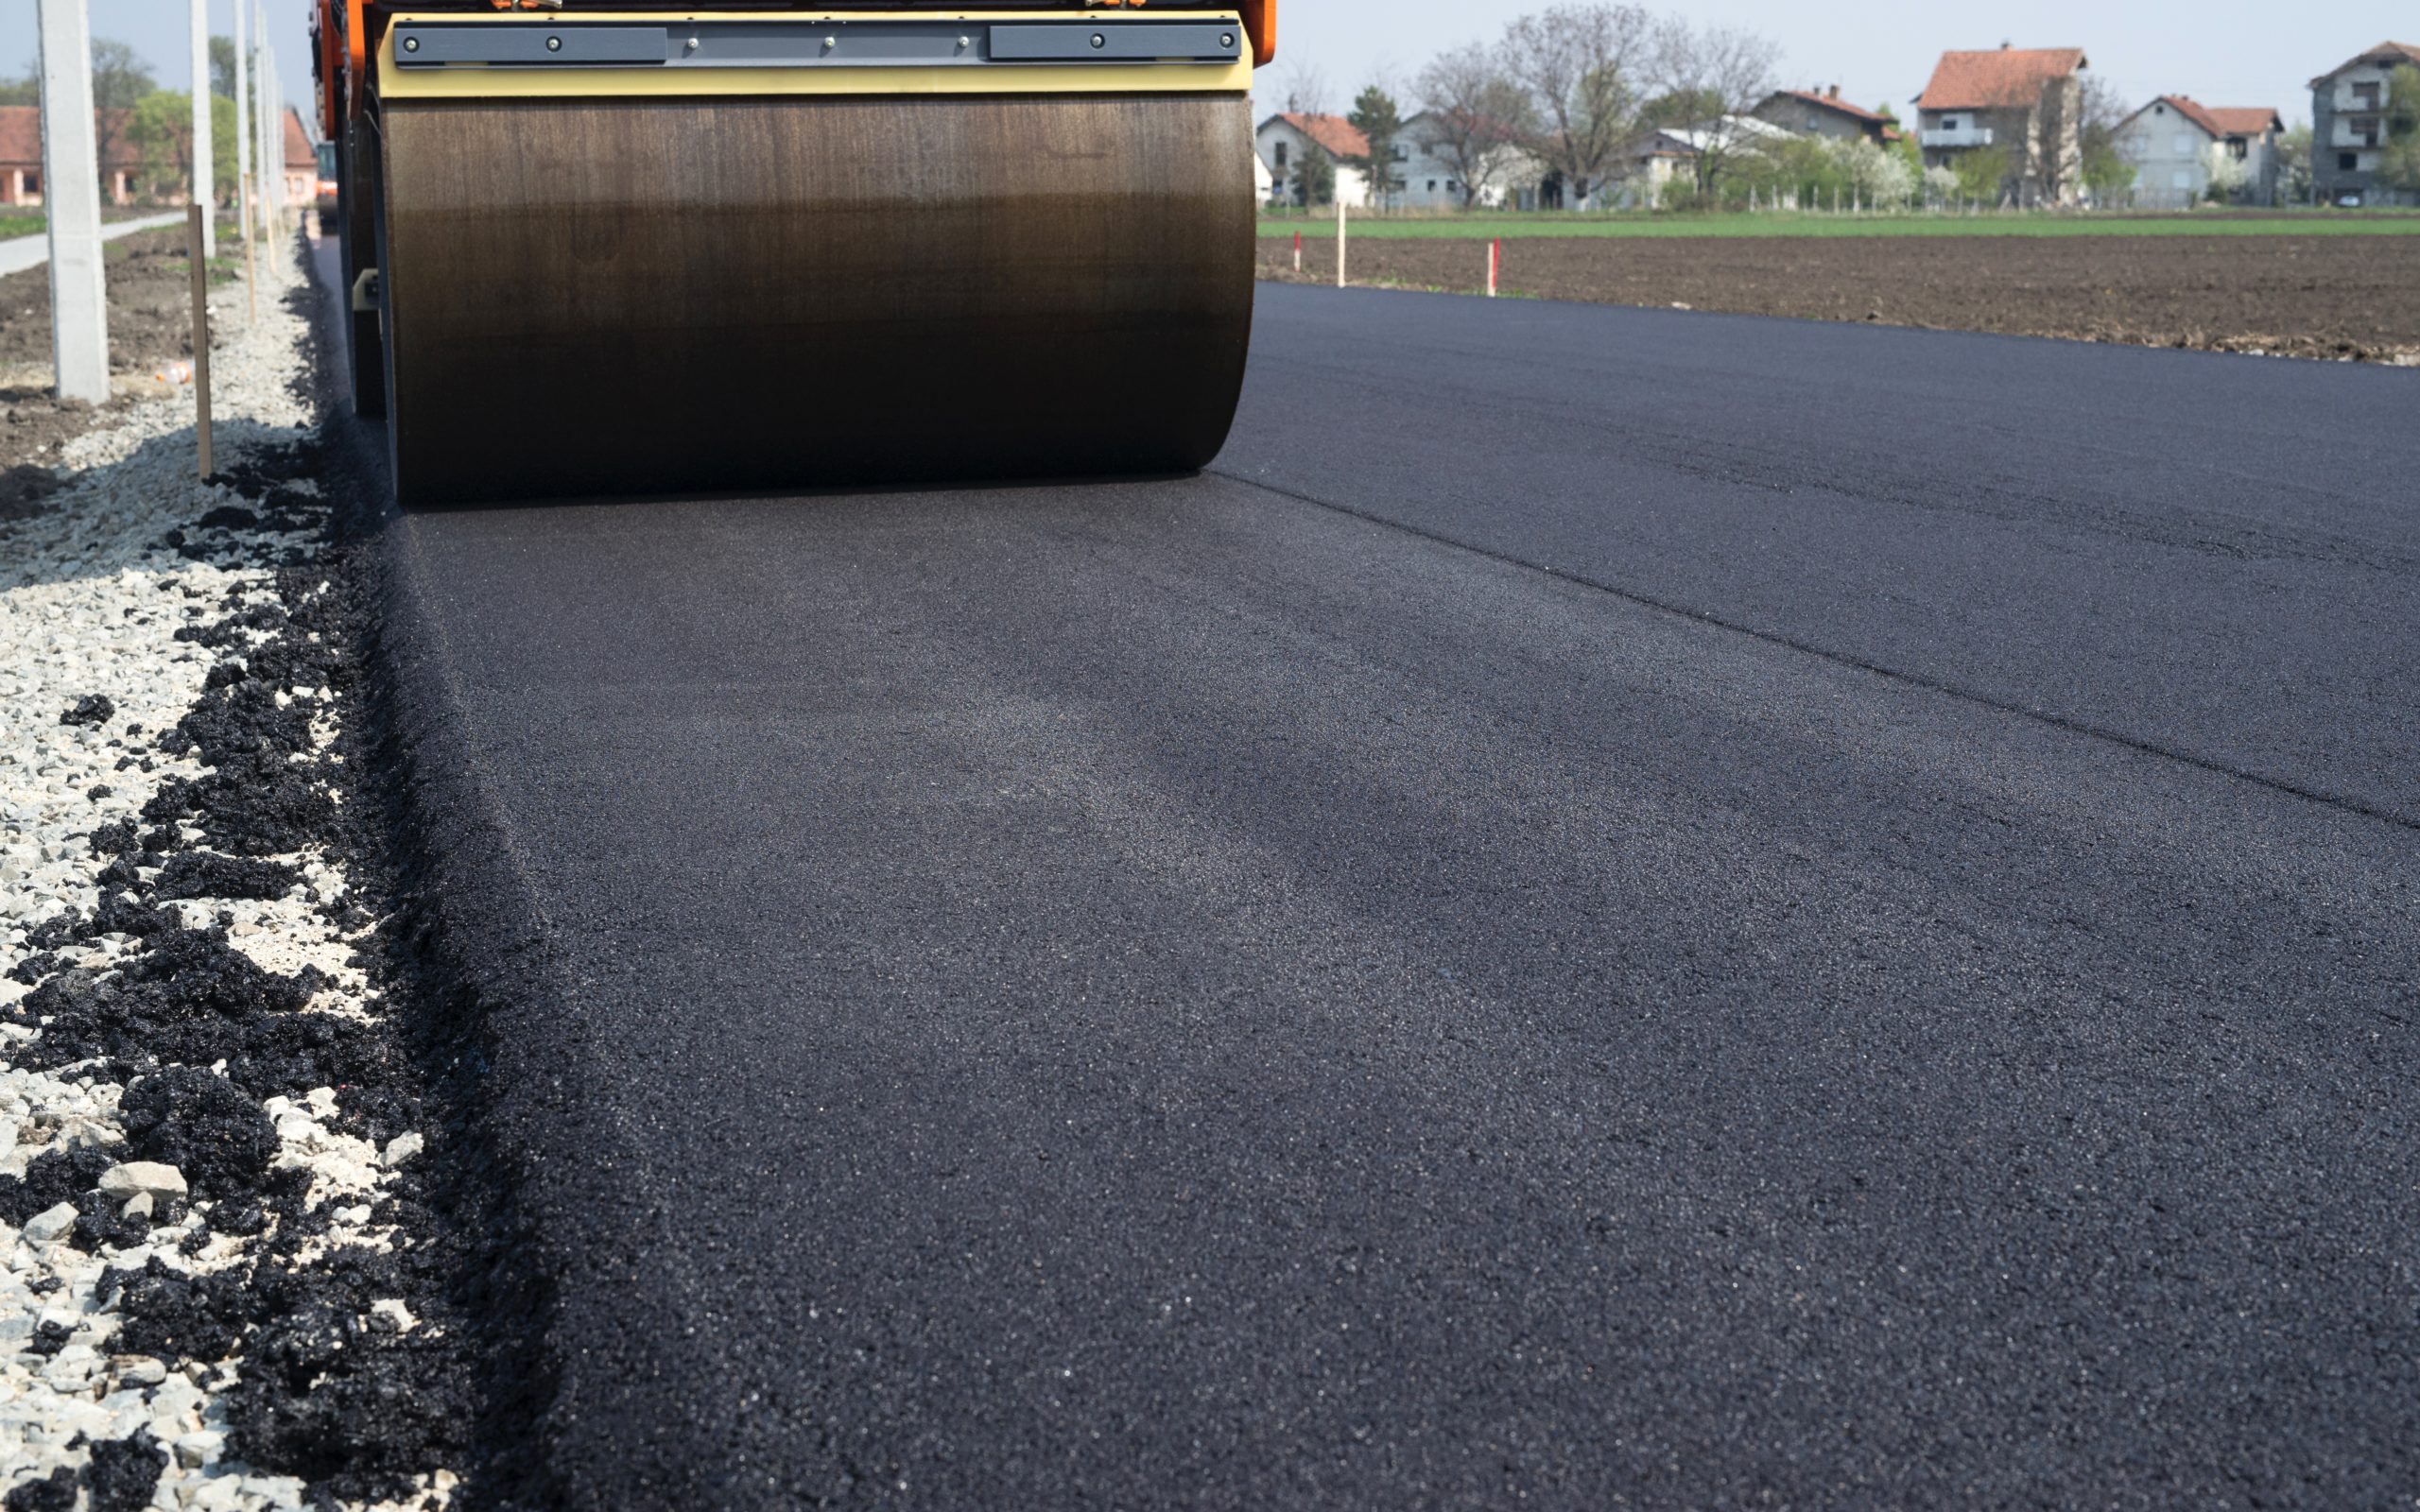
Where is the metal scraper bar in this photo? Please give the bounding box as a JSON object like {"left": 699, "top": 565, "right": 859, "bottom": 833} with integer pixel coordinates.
{"left": 390, "top": 18, "right": 1243, "bottom": 69}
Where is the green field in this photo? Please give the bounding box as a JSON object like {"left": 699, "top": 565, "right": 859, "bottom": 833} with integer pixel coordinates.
{"left": 1258, "top": 210, "right": 2420, "bottom": 240}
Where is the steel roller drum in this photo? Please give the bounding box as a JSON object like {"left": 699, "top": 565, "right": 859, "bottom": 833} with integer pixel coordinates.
{"left": 377, "top": 93, "right": 1253, "bottom": 504}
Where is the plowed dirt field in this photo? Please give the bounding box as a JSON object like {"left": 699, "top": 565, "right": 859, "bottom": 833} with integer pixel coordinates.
{"left": 1258, "top": 233, "right": 2420, "bottom": 362}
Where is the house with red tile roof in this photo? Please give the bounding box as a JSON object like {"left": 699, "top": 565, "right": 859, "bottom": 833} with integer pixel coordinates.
{"left": 0, "top": 103, "right": 317, "bottom": 210}
{"left": 2310, "top": 41, "right": 2420, "bottom": 206}
{"left": 2114, "top": 96, "right": 2284, "bottom": 207}
{"left": 1915, "top": 44, "right": 2091, "bottom": 205}
{"left": 1254, "top": 112, "right": 1375, "bottom": 207}
{"left": 1752, "top": 87, "right": 1897, "bottom": 147}
{"left": 0, "top": 105, "right": 152, "bottom": 207}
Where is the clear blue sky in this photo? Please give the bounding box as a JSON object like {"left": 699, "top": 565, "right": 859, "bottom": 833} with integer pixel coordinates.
{"left": 3, "top": 1, "right": 317, "bottom": 116}
{"left": 9, "top": 2, "right": 2415, "bottom": 129}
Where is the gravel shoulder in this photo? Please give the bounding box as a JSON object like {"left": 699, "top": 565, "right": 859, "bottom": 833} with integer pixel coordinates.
{"left": 0, "top": 247, "right": 468, "bottom": 1511}
{"left": 1260, "top": 232, "right": 2420, "bottom": 362}
{"left": 1, "top": 227, "right": 251, "bottom": 521}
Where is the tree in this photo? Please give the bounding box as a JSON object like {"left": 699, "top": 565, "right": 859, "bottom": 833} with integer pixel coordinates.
{"left": 1277, "top": 61, "right": 1330, "bottom": 118}
{"left": 1922, "top": 163, "right": 1961, "bottom": 207}
{"left": 1880, "top": 106, "right": 1926, "bottom": 191}
{"left": 2077, "top": 75, "right": 2135, "bottom": 205}
{"left": 1649, "top": 18, "right": 1780, "bottom": 193}
{"left": 1833, "top": 137, "right": 1913, "bottom": 208}
{"left": 124, "top": 90, "right": 240, "bottom": 203}
{"left": 1748, "top": 135, "right": 1834, "bottom": 208}
{"left": 1343, "top": 85, "right": 1405, "bottom": 209}
{"left": 1634, "top": 88, "right": 1720, "bottom": 131}
{"left": 211, "top": 36, "right": 239, "bottom": 102}
{"left": 1289, "top": 143, "right": 1336, "bottom": 208}
{"left": 2380, "top": 65, "right": 2420, "bottom": 197}
{"left": 1499, "top": 3, "right": 1654, "bottom": 210}
{"left": 2020, "top": 70, "right": 2089, "bottom": 206}
{"left": 2203, "top": 141, "right": 2251, "bottom": 201}
{"left": 0, "top": 67, "right": 38, "bottom": 107}
{"left": 2275, "top": 123, "right": 2313, "bottom": 203}
{"left": 1951, "top": 144, "right": 2011, "bottom": 205}
{"left": 89, "top": 38, "right": 158, "bottom": 194}
{"left": 1413, "top": 45, "right": 1537, "bottom": 208}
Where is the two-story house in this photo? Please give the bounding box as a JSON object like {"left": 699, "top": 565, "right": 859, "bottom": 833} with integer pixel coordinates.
{"left": 1395, "top": 111, "right": 1550, "bottom": 210}
{"left": 1258, "top": 111, "right": 1374, "bottom": 206}
{"left": 2310, "top": 41, "right": 2420, "bottom": 206}
{"left": 1915, "top": 44, "right": 2090, "bottom": 205}
{"left": 1751, "top": 87, "right": 1896, "bottom": 146}
{"left": 2115, "top": 96, "right": 2285, "bottom": 207}
{"left": 1253, "top": 112, "right": 1374, "bottom": 208}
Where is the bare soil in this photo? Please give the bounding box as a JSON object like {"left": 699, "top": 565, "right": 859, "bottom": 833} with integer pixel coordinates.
{"left": 0, "top": 229, "right": 221, "bottom": 507}
{"left": 1260, "top": 234, "right": 2420, "bottom": 363}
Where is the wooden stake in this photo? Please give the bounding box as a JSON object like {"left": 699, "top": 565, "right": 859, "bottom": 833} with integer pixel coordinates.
{"left": 187, "top": 204, "right": 212, "bottom": 479}
{"left": 240, "top": 172, "right": 257, "bottom": 322}
{"left": 1335, "top": 197, "right": 1346, "bottom": 288}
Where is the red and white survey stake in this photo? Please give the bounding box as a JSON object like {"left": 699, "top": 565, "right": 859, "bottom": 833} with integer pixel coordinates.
{"left": 1487, "top": 238, "right": 1501, "bottom": 298}
{"left": 1293, "top": 231, "right": 1302, "bottom": 273}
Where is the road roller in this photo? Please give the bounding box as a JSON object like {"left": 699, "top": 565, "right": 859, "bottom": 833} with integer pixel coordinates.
{"left": 311, "top": 2, "right": 1275, "bottom": 504}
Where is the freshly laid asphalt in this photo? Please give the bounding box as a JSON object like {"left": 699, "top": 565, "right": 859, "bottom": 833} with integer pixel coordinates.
{"left": 356, "top": 276, "right": 2419, "bottom": 1508}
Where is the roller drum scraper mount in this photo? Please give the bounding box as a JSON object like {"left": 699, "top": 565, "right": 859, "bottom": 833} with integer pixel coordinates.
{"left": 312, "top": 1, "right": 1278, "bottom": 505}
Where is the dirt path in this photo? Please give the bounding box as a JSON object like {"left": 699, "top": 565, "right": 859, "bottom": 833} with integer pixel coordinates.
{"left": 1260, "top": 233, "right": 2420, "bottom": 363}
{"left": 0, "top": 228, "right": 238, "bottom": 507}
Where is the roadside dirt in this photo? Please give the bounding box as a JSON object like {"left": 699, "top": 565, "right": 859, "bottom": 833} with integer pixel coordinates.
{"left": 1260, "top": 233, "right": 2420, "bottom": 363}
{"left": 0, "top": 229, "right": 226, "bottom": 506}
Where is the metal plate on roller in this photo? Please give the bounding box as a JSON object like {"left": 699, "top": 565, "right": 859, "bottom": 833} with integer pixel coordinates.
{"left": 378, "top": 95, "right": 1253, "bottom": 505}
{"left": 395, "top": 25, "right": 670, "bottom": 66}
{"left": 989, "top": 24, "right": 1242, "bottom": 62}
{"left": 392, "top": 20, "right": 1241, "bottom": 70}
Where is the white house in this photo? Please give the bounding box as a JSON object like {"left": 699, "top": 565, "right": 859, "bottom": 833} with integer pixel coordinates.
{"left": 1605, "top": 115, "right": 1796, "bottom": 208}
{"left": 2115, "top": 95, "right": 2283, "bottom": 207}
{"left": 1396, "top": 111, "right": 1550, "bottom": 209}
{"left": 1254, "top": 112, "right": 1374, "bottom": 207}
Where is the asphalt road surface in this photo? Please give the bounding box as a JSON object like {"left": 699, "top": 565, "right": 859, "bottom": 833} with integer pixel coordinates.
{"left": 360, "top": 277, "right": 2420, "bottom": 1509}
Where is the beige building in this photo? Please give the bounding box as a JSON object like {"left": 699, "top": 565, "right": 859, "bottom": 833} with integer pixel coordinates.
{"left": 1916, "top": 45, "right": 2091, "bottom": 205}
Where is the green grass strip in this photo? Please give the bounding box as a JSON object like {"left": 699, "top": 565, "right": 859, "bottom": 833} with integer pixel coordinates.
{"left": 1257, "top": 211, "right": 2420, "bottom": 240}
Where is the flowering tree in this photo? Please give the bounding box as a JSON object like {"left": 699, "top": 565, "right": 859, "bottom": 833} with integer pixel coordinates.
{"left": 2202, "top": 142, "right": 2252, "bottom": 201}
{"left": 1832, "top": 137, "right": 1913, "bottom": 208}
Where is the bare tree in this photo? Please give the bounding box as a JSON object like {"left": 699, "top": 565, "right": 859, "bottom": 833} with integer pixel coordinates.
{"left": 1648, "top": 18, "right": 1780, "bottom": 194}
{"left": 1499, "top": 4, "right": 1653, "bottom": 210}
{"left": 1276, "top": 61, "right": 1331, "bottom": 118}
{"left": 1414, "top": 45, "right": 1538, "bottom": 208}
{"left": 2076, "top": 73, "right": 2135, "bottom": 204}
{"left": 2029, "top": 77, "right": 2082, "bottom": 205}
{"left": 89, "top": 38, "right": 158, "bottom": 197}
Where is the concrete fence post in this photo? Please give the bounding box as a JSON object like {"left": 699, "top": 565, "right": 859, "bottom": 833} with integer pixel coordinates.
{"left": 190, "top": 0, "right": 215, "bottom": 258}
{"left": 36, "top": 0, "right": 108, "bottom": 404}
{"left": 260, "top": 13, "right": 283, "bottom": 241}
{"left": 234, "top": 0, "right": 255, "bottom": 313}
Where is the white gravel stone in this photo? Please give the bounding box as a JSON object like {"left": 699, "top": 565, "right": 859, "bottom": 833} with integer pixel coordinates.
{"left": 0, "top": 249, "right": 452, "bottom": 1508}
{"left": 22, "top": 1203, "right": 78, "bottom": 1244}
{"left": 99, "top": 1160, "right": 188, "bottom": 1201}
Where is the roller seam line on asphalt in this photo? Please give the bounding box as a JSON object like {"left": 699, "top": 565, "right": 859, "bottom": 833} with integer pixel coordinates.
{"left": 1210, "top": 465, "right": 2420, "bottom": 837}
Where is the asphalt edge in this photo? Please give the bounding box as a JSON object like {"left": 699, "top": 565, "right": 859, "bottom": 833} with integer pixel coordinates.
{"left": 305, "top": 238, "right": 597, "bottom": 1512}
